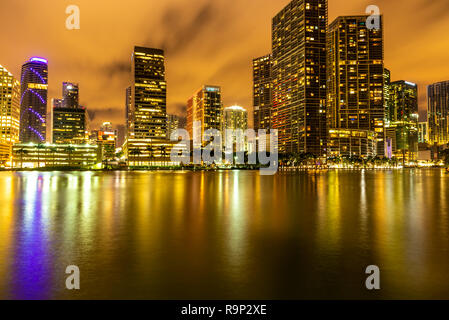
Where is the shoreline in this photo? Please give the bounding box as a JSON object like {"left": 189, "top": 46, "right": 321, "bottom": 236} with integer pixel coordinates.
{"left": 1, "top": 166, "right": 446, "bottom": 173}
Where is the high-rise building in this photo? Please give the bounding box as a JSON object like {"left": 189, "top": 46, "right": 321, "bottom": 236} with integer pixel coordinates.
{"left": 0, "top": 64, "right": 21, "bottom": 165}
{"left": 385, "top": 81, "right": 419, "bottom": 161}
{"left": 100, "top": 121, "right": 113, "bottom": 133}
{"left": 167, "top": 114, "right": 180, "bottom": 139}
{"left": 128, "top": 47, "right": 167, "bottom": 140}
{"left": 52, "top": 82, "right": 86, "bottom": 144}
{"left": 125, "top": 86, "right": 132, "bottom": 138}
{"left": 327, "top": 15, "right": 385, "bottom": 156}
{"left": 253, "top": 54, "right": 272, "bottom": 132}
{"left": 0, "top": 65, "right": 21, "bottom": 144}
{"left": 386, "top": 81, "right": 418, "bottom": 124}
{"left": 271, "top": 0, "right": 327, "bottom": 156}
{"left": 418, "top": 122, "right": 428, "bottom": 143}
{"left": 62, "top": 82, "right": 79, "bottom": 108}
{"left": 19, "top": 57, "right": 48, "bottom": 143}
{"left": 223, "top": 105, "right": 249, "bottom": 152}
{"left": 52, "top": 106, "right": 87, "bottom": 144}
{"left": 383, "top": 68, "right": 391, "bottom": 122}
{"left": 187, "top": 85, "right": 222, "bottom": 138}
{"left": 223, "top": 105, "right": 248, "bottom": 132}
{"left": 428, "top": 81, "right": 449, "bottom": 145}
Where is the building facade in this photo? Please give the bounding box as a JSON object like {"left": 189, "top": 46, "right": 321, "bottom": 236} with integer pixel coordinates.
{"left": 428, "top": 81, "right": 449, "bottom": 145}
{"left": 223, "top": 105, "right": 248, "bottom": 132}
{"left": 12, "top": 143, "right": 99, "bottom": 169}
{"left": 271, "top": 0, "right": 327, "bottom": 156}
{"left": 385, "top": 80, "right": 419, "bottom": 161}
{"left": 418, "top": 122, "right": 428, "bottom": 143}
{"left": 327, "top": 15, "right": 385, "bottom": 157}
{"left": 187, "top": 85, "right": 223, "bottom": 139}
{"left": 253, "top": 54, "right": 272, "bottom": 132}
{"left": 328, "top": 129, "right": 377, "bottom": 158}
{"left": 167, "top": 114, "right": 180, "bottom": 139}
{"left": 52, "top": 106, "right": 87, "bottom": 144}
{"left": 128, "top": 47, "right": 167, "bottom": 140}
{"left": 0, "top": 65, "right": 21, "bottom": 165}
{"left": 19, "top": 57, "right": 48, "bottom": 143}
{"left": 62, "top": 82, "right": 79, "bottom": 108}
{"left": 0, "top": 65, "right": 20, "bottom": 144}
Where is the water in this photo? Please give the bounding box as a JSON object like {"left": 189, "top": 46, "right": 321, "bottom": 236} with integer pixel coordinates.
{"left": 0, "top": 169, "right": 448, "bottom": 300}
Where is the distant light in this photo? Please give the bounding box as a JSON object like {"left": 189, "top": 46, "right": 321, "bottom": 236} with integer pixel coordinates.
{"left": 405, "top": 81, "right": 416, "bottom": 87}
{"left": 29, "top": 57, "right": 48, "bottom": 64}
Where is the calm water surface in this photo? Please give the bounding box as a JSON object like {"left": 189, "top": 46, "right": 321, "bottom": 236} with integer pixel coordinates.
{"left": 0, "top": 170, "right": 448, "bottom": 299}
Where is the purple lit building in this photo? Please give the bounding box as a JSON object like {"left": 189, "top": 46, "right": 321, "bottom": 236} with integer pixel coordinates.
{"left": 19, "top": 57, "right": 48, "bottom": 143}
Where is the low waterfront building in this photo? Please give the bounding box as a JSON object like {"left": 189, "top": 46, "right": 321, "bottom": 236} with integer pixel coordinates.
{"left": 12, "top": 143, "right": 99, "bottom": 169}
{"left": 328, "top": 129, "right": 377, "bottom": 158}
{"left": 122, "top": 138, "right": 188, "bottom": 166}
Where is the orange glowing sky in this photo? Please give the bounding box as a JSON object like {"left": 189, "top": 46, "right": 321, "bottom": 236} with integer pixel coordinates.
{"left": 1, "top": 0, "right": 448, "bottom": 130}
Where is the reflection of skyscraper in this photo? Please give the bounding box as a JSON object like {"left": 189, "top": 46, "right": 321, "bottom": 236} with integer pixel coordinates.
{"left": 0, "top": 65, "right": 20, "bottom": 144}
{"left": 19, "top": 57, "right": 48, "bottom": 143}
{"left": 327, "top": 16, "right": 385, "bottom": 156}
{"left": 272, "top": 0, "right": 327, "bottom": 156}
{"left": 253, "top": 54, "right": 272, "bottom": 132}
{"left": 62, "top": 82, "right": 79, "bottom": 108}
{"left": 428, "top": 81, "right": 449, "bottom": 145}
{"left": 187, "top": 85, "right": 222, "bottom": 138}
{"left": 128, "top": 47, "right": 167, "bottom": 140}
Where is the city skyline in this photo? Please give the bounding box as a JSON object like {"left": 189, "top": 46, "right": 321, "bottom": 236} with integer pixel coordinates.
{"left": 1, "top": 0, "right": 448, "bottom": 129}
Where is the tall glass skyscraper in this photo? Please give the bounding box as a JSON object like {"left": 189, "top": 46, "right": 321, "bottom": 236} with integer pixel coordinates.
{"left": 253, "top": 54, "right": 272, "bottom": 132}
{"left": 271, "top": 0, "right": 327, "bottom": 156}
{"left": 385, "top": 80, "right": 419, "bottom": 161}
{"left": 187, "top": 85, "right": 223, "bottom": 139}
{"left": 19, "top": 57, "right": 48, "bottom": 143}
{"left": 128, "top": 47, "right": 167, "bottom": 140}
{"left": 428, "top": 81, "right": 449, "bottom": 145}
{"left": 327, "top": 16, "right": 385, "bottom": 156}
{"left": 62, "top": 82, "right": 79, "bottom": 108}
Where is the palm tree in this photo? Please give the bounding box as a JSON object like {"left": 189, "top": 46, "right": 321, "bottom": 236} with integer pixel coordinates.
{"left": 159, "top": 146, "right": 166, "bottom": 166}
{"left": 130, "top": 149, "right": 142, "bottom": 167}
{"left": 16, "top": 148, "right": 28, "bottom": 169}
{"left": 36, "top": 143, "right": 46, "bottom": 168}
{"left": 65, "top": 146, "right": 76, "bottom": 167}
{"left": 146, "top": 146, "right": 154, "bottom": 167}
{"left": 49, "top": 147, "right": 57, "bottom": 167}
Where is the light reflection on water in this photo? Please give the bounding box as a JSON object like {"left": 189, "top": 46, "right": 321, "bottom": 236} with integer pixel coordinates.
{"left": 0, "top": 170, "right": 448, "bottom": 299}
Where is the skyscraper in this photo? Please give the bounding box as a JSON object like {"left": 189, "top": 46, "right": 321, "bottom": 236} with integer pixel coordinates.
{"left": 187, "top": 85, "right": 222, "bottom": 138}
{"left": 253, "top": 54, "right": 272, "bottom": 132}
{"left": 125, "top": 86, "right": 132, "bottom": 137}
{"left": 428, "top": 81, "right": 449, "bottom": 145}
{"left": 327, "top": 15, "right": 385, "bottom": 156}
{"left": 52, "top": 83, "right": 86, "bottom": 144}
{"left": 128, "top": 47, "right": 167, "bottom": 140}
{"left": 167, "top": 114, "right": 180, "bottom": 139}
{"left": 0, "top": 65, "right": 21, "bottom": 144}
{"left": 19, "top": 57, "right": 48, "bottom": 143}
{"left": 385, "top": 81, "right": 419, "bottom": 161}
{"left": 62, "top": 82, "right": 79, "bottom": 108}
{"left": 52, "top": 106, "right": 87, "bottom": 144}
{"left": 271, "top": 0, "right": 327, "bottom": 156}
{"left": 383, "top": 68, "right": 391, "bottom": 122}
{"left": 223, "top": 105, "right": 248, "bottom": 132}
